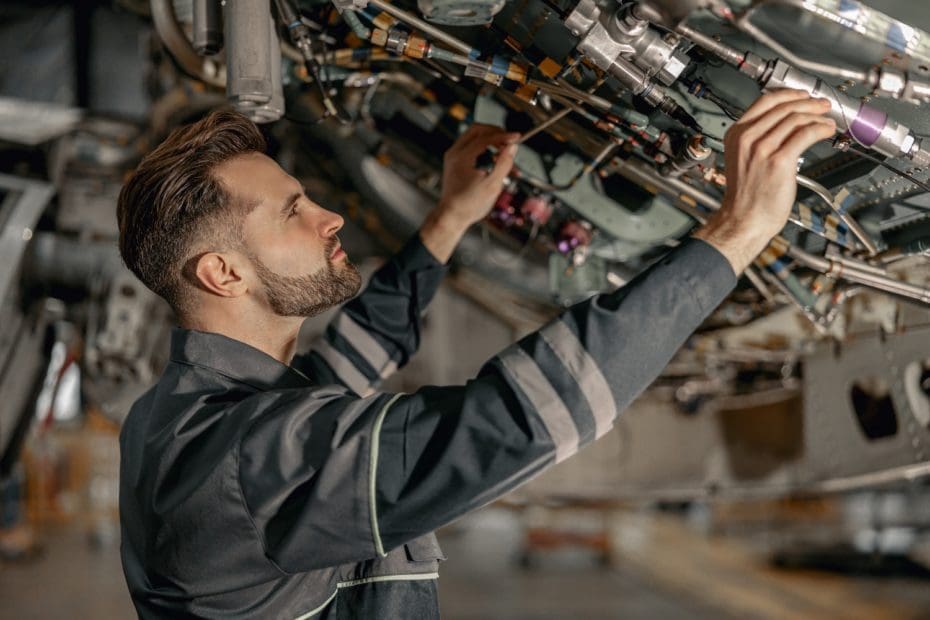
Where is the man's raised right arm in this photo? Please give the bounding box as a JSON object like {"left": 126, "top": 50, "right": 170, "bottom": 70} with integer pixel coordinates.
{"left": 371, "top": 89, "right": 837, "bottom": 549}
{"left": 235, "top": 91, "right": 836, "bottom": 571}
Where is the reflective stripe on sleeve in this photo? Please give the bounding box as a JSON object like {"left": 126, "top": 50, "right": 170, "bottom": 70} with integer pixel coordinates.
{"left": 334, "top": 313, "right": 399, "bottom": 379}
{"left": 369, "top": 393, "right": 405, "bottom": 558}
{"left": 313, "top": 340, "right": 373, "bottom": 397}
{"left": 497, "top": 346, "right": 580, "bottom": 463}
{"left": 539, "top": 320, "right": 617, "bottom": 439}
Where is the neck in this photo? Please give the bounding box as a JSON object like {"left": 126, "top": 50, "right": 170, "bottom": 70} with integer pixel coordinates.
{"left": 182, "top": 306, "right": 303, "bottom": 365}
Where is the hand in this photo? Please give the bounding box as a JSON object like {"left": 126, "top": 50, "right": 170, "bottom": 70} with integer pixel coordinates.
{"left": 436, "top": 123, "right": 521, "bottom": 227}
{"left": 419, "top": 124, "right": 520, "bottom": 263}
{"left": 693, "top": 89, "right": 836, "bottom": 273}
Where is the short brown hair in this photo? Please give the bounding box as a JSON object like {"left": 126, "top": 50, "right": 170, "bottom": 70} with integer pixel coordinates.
{"left": 117, "top": 109, "right": 266, "bottom": 313}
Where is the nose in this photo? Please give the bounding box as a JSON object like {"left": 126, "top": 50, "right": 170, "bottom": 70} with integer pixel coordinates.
{"left": 316, "top": 206, "right": 344, "bottom": 238}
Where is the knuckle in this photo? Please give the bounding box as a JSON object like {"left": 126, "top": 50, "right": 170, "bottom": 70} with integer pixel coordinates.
{"left": 769, "top": 151, "right": 791, "bottom": 167}
{"left": 748, "top": 141, "right": 769, "bottom": 161}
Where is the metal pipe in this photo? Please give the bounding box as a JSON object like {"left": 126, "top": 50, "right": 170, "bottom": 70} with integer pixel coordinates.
{"left": 679, "top": 19, "right": 922, "bottom": 163}
{"left": 795, "top": 174, "right": 879, "bottom": 255}
{"left": 367, "top": 0, "right": 477, "bottom": 57}
{"left": 732, "top": 14, "right": 869, "bottom": 83}
{"left": 675, "top": 24, "right": 746, "bottom": 71}
{"left": 622, "top": 161, "right": 857, "bottom": 247}
{"left": 619, "top": 158, "right": 930, "bottom": 306}
{"left": 744, "top": 265, "right": 776, "bottom": 303}
{"left": 756, "top": 264, "right": 828, "bottom": 332}
{"left": 530, "top": 79, "right": 613, "bottom": 112}
{"left": 615, "top": 158, "right": 721, "bottom": 212}
{"left": 787, "top": 245, "right": 930, "bottom": 305}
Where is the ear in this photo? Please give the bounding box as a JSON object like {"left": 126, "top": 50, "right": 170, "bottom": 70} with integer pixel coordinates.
{"left": 192, "top": 252, "right": 249, "bottom": 298}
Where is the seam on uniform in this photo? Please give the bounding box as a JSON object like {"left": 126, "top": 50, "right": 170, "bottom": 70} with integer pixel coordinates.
{"left": 679, "top": 262, "right": 709, "bottom": 315}
{"left": 170, "top": 359, "right": 270, "bottom": 392}
{"left": 292, "top": 572, "right": 439, "bottom": 620}
{"left": 369, "top": 392, "right": 404, "bottom": 558}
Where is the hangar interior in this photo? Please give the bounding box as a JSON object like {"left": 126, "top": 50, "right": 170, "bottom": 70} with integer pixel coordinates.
{"left": 4, "top": 0, "right": 930, "bottom": 617}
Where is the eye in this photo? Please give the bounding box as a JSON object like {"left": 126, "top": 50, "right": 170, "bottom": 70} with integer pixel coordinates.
{"left": 287, "top": 202, "right": 300, "bottom": 218}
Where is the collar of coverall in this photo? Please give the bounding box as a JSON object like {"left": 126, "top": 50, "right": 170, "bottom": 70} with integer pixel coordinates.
{"left": 168, "top": 327, "right": 312, "bottom": 391}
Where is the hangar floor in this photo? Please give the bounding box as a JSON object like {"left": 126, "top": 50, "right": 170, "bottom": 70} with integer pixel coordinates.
{"left": 3, "top": 505, "right": 930, "bottom": 619}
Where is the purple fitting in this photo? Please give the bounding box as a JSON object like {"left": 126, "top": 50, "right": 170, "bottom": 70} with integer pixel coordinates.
{"left": 848, "top": 104, "right": 886, "bottom": 147}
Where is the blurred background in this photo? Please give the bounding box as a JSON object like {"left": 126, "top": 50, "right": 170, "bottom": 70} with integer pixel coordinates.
{"left": 4, "top": 1, "right": 930, "bottom": 618}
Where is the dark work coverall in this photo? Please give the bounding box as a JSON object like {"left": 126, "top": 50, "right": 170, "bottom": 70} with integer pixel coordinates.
{"left": 119, "top": 234, "right": 735, "bottom": 619}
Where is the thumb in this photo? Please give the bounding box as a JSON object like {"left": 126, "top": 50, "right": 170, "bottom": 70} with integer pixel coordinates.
{"left": 488, "top": 143, "right": 517, "bottom": 186}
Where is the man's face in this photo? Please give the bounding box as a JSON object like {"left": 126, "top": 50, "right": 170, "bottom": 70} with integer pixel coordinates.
{"left": 214, "top": 152, "right": 361, "bottom": 317}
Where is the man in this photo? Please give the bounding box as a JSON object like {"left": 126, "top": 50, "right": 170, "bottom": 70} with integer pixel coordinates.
{"left": 117, "top": 90, "right": 835, "bottom": 618}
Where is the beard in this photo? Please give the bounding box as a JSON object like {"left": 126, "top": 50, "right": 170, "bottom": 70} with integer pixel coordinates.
{"left": 249, "top": 238, "right": 362, "bottom": 317}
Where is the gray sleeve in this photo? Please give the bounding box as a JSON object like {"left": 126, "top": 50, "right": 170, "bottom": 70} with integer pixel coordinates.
{"left": 371, "top": 238, "right": 735, "bottom": 551}
{"left": 238, "top": 239, "right": 734, "bottom": 570}
{"left": 293, "top": 233, "right": 448, "bottom": 396}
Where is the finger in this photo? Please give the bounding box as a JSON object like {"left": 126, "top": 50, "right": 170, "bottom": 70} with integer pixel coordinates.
{"left": 740, "top": 98, "right": 832, "bottom": 143}
{"left": 775, "top": 119, "right": 839, "bottom": 164}
{"left": 454, "top": 123, "right": 509, "bottom": 150}
{"left": 487, "top": 142, "right": 518, "bottom": 186}
{"left": 754, "top": 113, "right": 836, "bottom": 157}
{"left": 460, "top": 131, "right": 521, "bottom": 160}
{"left": 738, "top": 89, "right": 812, "bottom": 125}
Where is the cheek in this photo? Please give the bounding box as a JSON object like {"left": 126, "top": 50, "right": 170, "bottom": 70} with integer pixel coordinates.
{"left": 264, "top": 229, "right": 329, "bottom": 276}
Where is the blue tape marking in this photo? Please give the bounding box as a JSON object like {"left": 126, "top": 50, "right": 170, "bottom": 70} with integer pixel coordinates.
{"left": 838, "top": 194, "right": 857, "bottom": 215}
{"left": 838, "top": 0, "right": 860, "bottom": 21}
{"left": 887, "top": 22, "right": 909, "bottom": 54}
{"left": 768, "top": 258, "right": 787, "bottom": 274}
{"left": 491, "top": 55, "right": 509, "bottom": 76}
{"left": 810, "top": 213, "right": 825, "bottom": 234}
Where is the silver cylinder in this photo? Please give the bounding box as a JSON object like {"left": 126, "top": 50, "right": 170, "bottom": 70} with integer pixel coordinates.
{"left": 762, "top": 60, "right": 915, "bottom": 160}
{"left": 675, "top": 24, "right": 766, "bottom": 80}
{"left": 247, "top": 16, "right": 285, "bottom": 124}
{"left": 192, "top": 0, "right": 223, "bottom": 56}
{"left": 225, "top": 0, "right": 274, "bottom": 114}
{"left": 608, "top": 55, "right": 647, "bottom": 93}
